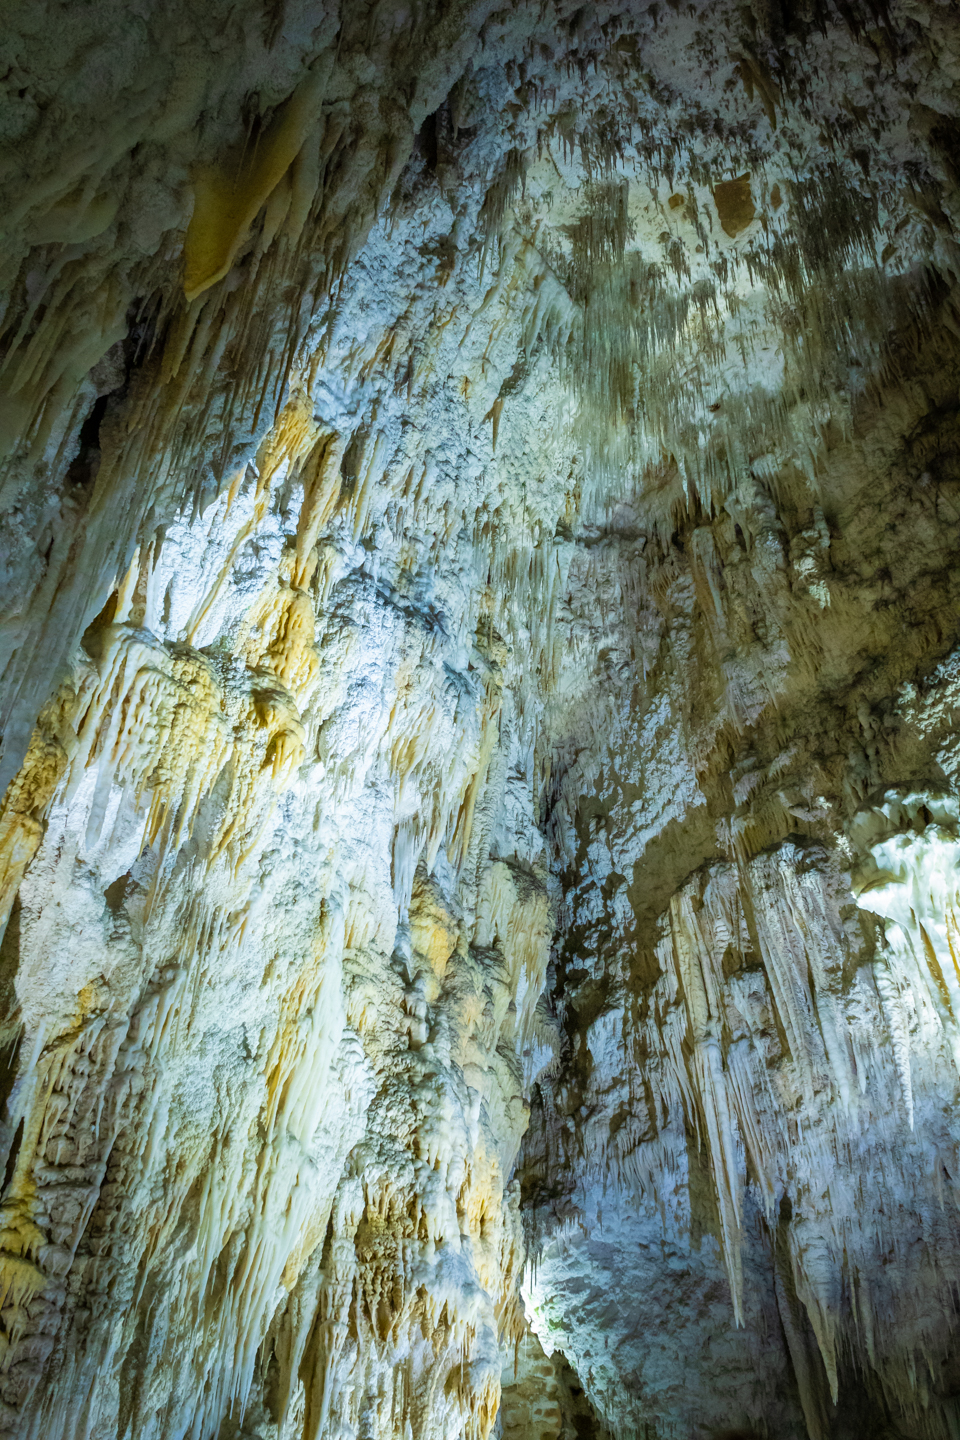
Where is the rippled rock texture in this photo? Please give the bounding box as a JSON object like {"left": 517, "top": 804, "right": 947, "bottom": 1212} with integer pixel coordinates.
{"left": 0, "top": 2, "right": 959, "bottom": 1438}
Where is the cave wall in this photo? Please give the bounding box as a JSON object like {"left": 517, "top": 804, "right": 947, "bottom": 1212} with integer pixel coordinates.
{"left": 523, "top": 314, "right": 960, "bottom": 1440}
{"left": 0, "top": 2, "right": 959, "bottom": 1438}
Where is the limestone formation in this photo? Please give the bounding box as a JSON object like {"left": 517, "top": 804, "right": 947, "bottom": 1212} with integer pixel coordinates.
{"left": 0, "top": 1, "right": 959, "bottom": 1437}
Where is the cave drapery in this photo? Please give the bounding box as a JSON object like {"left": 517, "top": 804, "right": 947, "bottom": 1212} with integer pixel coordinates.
{"left": 1, "top": 2, "right": 960, "bottom": 1437}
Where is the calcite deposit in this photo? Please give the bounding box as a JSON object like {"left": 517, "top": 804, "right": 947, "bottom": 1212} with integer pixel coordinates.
{"left": 0, "top": 1, "right": 959, "bottom": 1437}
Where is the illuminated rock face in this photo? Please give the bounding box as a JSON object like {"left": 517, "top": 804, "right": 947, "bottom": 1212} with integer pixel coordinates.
{"left": 0, "top": 3, "right": 959, "bottom": 1439}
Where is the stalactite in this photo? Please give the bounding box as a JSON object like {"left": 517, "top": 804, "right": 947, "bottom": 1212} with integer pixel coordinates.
{"left": 0, "top": 3, "right": 959, "bottom": 1439}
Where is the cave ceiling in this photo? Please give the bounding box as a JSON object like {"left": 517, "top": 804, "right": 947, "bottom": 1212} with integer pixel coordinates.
{"left": 0, "top": 3, "right": 960, "bottom": 1439}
